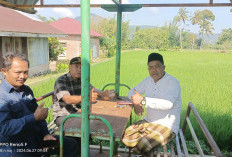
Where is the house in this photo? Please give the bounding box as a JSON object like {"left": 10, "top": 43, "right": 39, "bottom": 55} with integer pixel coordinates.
{"left": 0, "top": 6, "right": 65, "bottom": 79}
{"left": 50, "top": 17, "right": 103, "bottom": 60}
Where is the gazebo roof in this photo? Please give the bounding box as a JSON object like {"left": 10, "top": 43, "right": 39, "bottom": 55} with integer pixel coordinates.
{"left": 0, "top": 0, "right": 231, "bottom": 14}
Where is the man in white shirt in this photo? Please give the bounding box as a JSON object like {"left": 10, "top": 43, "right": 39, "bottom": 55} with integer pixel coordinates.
{"left": 122, "top": 53, "right": 181, "bottom": 155}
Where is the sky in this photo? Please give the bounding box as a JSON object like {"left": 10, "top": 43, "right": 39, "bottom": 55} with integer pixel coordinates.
{"left": 21, "top": 0, "right": 232, "bottom": 34}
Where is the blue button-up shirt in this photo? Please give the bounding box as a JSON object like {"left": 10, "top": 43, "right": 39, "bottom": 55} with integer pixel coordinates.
{"left": 0, "top": 79, "right": 49, "bottom": 156}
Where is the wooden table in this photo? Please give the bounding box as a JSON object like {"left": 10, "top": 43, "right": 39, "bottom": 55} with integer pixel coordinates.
{"left": 54, "top": 97, "right": 133, "bottom": 150}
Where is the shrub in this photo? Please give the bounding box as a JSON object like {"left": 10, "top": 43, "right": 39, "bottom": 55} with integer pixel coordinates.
{"left": 56, "top": 62, "right": 69, "bottom": 71}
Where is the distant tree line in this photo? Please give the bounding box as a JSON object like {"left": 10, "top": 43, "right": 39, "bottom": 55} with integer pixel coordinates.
{"left": 91, "top": 8, "right": 232, "bottom": 57}
{"left": 216, "top": 28, "right": 232, "bottom": 50}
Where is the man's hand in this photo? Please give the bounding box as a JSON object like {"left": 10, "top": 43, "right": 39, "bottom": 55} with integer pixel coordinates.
{"left": 100, "top": 89, "right": 115, "bottom": 101}
{"left": 34, "top": 102, "right": 48, "bottom": 121}
{"left": 131, "top": 90, "right": 144, "bottom": 116}
{"left": 134, "top": 104, "right": 144, "bottom": 116}
{"left": 43, "top": 134, "right": 56, "bottom": 141}
{"left": 90, "top": 88, "right": 98, "bottom": 103}
{"left": 131, "top": 90, "right": 143, "bottom": 105}
{"left": 42, "top": 134, "right": 57, "bottom": 150}
{"left": 101, "top": 89, "right": 109, "bottom": 97}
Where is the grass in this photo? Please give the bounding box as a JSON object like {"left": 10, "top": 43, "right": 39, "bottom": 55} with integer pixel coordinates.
{"left": 29, "top": 76, "right": 58, "bottom": 123}
{"left": 29, "top": 49, "right": 232, "bottom": 153}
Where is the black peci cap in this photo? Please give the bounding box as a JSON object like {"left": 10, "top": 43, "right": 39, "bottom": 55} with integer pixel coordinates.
{"left": 148, "top": 53, "right": 164, "bottom": 65}
{"left": 69, "top": 57, "right": 81, "bottom": 65}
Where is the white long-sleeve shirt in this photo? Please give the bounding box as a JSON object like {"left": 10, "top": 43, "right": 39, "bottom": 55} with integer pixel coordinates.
{"left": 128, "top": 73, "right": 181, "bottom": 134}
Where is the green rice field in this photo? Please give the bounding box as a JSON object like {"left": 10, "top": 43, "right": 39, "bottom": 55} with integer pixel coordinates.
{"left": 30, "top": 50, "right": 232, "bottom": 153}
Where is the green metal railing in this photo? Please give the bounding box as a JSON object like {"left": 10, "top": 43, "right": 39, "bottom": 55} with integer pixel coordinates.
{"left": 101, "top": 83, "right": 131, "bottom": 92}
{"left": 59, "top": 114, "right": 115, "bottom": 157}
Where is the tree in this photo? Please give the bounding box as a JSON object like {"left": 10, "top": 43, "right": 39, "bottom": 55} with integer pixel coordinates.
{"left": 49, "top": 38, "right": 65, "bottom": 61}
{"left": 217, "top": 28, "right": 232, "bottom": 45}
{"left": 174, "top": 8, "right": 189, "bottom": 49}
{"left": 121, "top": 21, "right": 130, "bottom": 49}
{"left": 191, "top": 9, "right": 215, "bottom": 49}
{"left": 130, "top": 27, "right": 170, "bottom": 50}
{"left": 37, "top": 14, "right": 58, "bottom": 23}
{"left": 217, "top": 28, "right": 232, "bottom": 49}
{"left": 135, "top": 26, "right": 140, "bottom": 32}
{"left": 190, "top": 10, "right": 201, "bottom": 49}
{"left": 190, "top": 33, "right": 197, "bottom": 49}
{"left": 91, "top": 16, "right": 130, "bottom": 57}
{"left": 163, "top": 19, "right": 179, "bottom": 48}
{"left": 182, "top": 32, "right": 197, "bottom": 49}
{"left": 91, "top": 17, "right": 116, "bottom": 57}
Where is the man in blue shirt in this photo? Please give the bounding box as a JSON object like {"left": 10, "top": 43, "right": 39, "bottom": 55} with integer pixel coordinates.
{"left": 0, "top": 52, "right": 78, "bottom": 157}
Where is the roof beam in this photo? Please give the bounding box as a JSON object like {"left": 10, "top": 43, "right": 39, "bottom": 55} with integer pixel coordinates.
{"left": 141, "top": 3, "right": 232, "bottom": 7}
{"left": 16, "top": 4, "right": 98, "bottom": 8}
{"left": 111, "top": 0, "right": 121, "bottom": 6}
{"left": 0, "top": 0, "right": 36, "bottom": 13}
{"left": 16, "top": 3, "right": 232, "bottom": 9}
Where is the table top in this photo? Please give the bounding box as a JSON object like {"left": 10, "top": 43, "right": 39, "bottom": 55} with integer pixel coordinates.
{"left": 54, "top": 97, "right": 133, "bottom": 141}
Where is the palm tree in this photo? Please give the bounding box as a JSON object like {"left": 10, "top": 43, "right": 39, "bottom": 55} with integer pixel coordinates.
{"left": 191, "top": 10, "right": 201, "bottom": 49}
{"left": 191, "top": 9, "right": 215, "bottom": 49}
{"left": 174, "top": 8, "right": 189, "bottom": 49}
{"left": 200, "top": 21, "right": 214, "bottom": 47}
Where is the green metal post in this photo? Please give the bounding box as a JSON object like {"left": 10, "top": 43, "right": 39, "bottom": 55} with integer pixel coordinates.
{"left": 115, "top": 7, "right": 122, "bottom": 96}
{"left": 81, "top": 0, "right": 90, "bottom": 156}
